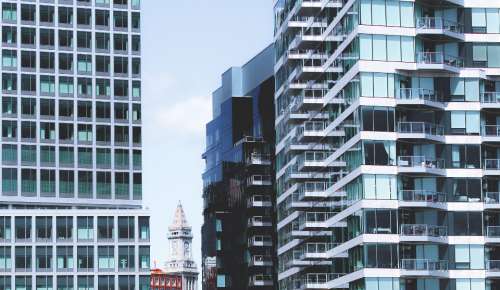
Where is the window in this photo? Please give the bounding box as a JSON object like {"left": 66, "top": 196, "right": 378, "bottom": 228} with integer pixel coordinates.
{"left": 450, "top": 111, "right": 480, "bottom": 135}
{"left": 20, "top": 28, "right": 36, "bottom": 46}
{"left": 115, "top": 172, "right": 129, "bottom": 199}
{"left": 59, "top": 124, "right": 74, "bottom": 142}
{"left": 40, "top": 122, "right": 56, "bottom": 141}
{"left": 20, "top": 121, "right": 36, "bottom": 140}
{"left": 2, "top": 50, "right": 16, "bottom": 68}
{"left": 114, "top": 11, "right": 128, "bottom": 28}
{"left": 96, "top": 33, "right": 110, "bottom": 50}
{"left": 2, "top": 120, "right": 17, "bottom": 139}
{"left": 78, "top": 276, "right": 93, "bottom": 290}
{"left": 59, "top": 170, "right": 75, "bottom": 197}
{"left": 138, "top": 217, "right": 149, "bottom": 240}
{"left": 97, "top": 172, "right": 111, "bottom": 199}
{"left": 118, "top": 246, "right": 135, "bottom": 270}
{"left": 57, "top": 247, "right": 73, "bottom": 271}
{"left": 40, "top": 76, "right": 55, "bottom": 94}
{"left": 2, "top": 168, "right": 16, "bottom": 194}
{"left": 78, "top": 171, "right": 93, "bottom": 197}
{"left": 2, "top": 144, "right": 17, "bottom": 164}
{"left": 77, "top": 247, "right": 94, "bottom": 271}
{"left": 36, "top": 247, "right": 52, "bottom": 271}
{"left": 57, "top": 276, "right": 73, "bottom": 290}
{"left": 139, "top": 246, "right": 149, "bottom": 270}
{"left": 77, "top": 54, "right": 92, "bottom": 73}
{"left": 59, "top": 77, "right": 74, "bottom": 95}
{"left": 59, "top": 30, "right": 73, "bottom": 48}
{"left": 95, "top": 10, "right": 109, "bottom": 27}
{"left": 2, "top": 3, "right": 16, "bottom": 21}
{"left": 98, "top": 276, "right": 114, "bottom": 290}
{"left": 98, "top": 246, "right": 114, "bottom": 270}
{"left": 96, "top": 148, "right": 111, "bottom": 168}
{"left": 96, "top": 79, "right": 111, "bottom": 97}
{"left": 59, "top": 100, "right": 74, "bottom": 119}
{"left": 0, "top": 247, "right": 11, "bottom": 271}
{"left": 455, "top": 245, "right": 484, "bottom": 270}
{"left": 96, "top": 126, "right": 111, "bottom": 144}
{"left": 77, "top": 217, "right": 94, "bottom": 241}
{"left": 21, "top": 74, "right": 36, "bottom": 92}
{"left": 77, "top": 31, "right": 92, "bottom": 49}
{"left": 15, "top": 276, "right": 31, "bottom": 290}
{"left": 114, "top": 57, "right": 128, "bottom": 74}
{"left": 40, "top": 29, "right": 55, "bottom": 47}
{"left": 97, "top": 217, "right": 114, "bottom": 240}
{"left": 118, "top": 217, "right": 134, "bottom": 240}
{"left": 21, "top": 169, "right": 36, "bottom": 195}
{"left": 78, "top": 147, "right": 93, "bottom": 168}
{"left": 59, "top": 53, "right": 73, "bottom": 71}
{"left": 77, "top": 8, "right": 92, "bottom": 26}
{"left": 40, "top": 6, "right": 54, "bottom": 23}
{"left": 40, "top": 52, "right": 55, "bottom": 70}
{"left": 41, "top": 170, "right": 56, "bottom": 195}
{"left": 118, "top": 276, "right": 134, "bottom": 290}
{"left": 56, "top": 217, "right": 73, "bottom": 241}
{"left": 36, "top": 217, "right": 52, "bottom": 241}
{"left": 15, "top": 247, "right": 31, "bottom": 271}
{"left": 78, "top": 124, "right": 93, "bottom": 142}
{"left": 58, "top": 7, "right": 73, "bottom": 25}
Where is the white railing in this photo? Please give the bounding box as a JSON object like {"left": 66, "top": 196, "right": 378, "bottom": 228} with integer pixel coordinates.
{"left": 400, "top": 259, "right": 448, "bottom": 271}
{"left": 397, "top": 88, "right": 441, "bottom": 102}
{"left": 416, "top": 17, "right": 463, "bottom": 33}
{"left": 398, "top": 121, "right": 444, "bottom": 136}
{"left": 400, "top": 224, "right": 447, "bottom": 237}
{"left": 482, "top": 125, "right": 500, "bottom": 137}
{"left": 398, "top": 156, "right": 445, "bottom": 169}
{"left": 399, "top": 190, "right": 446, "bottom": 203}
{"left": 481, "top": 92, "right": 500, "bottom": 104}
{"left": 416, "top": 52, "right": 463, "bottom": 67}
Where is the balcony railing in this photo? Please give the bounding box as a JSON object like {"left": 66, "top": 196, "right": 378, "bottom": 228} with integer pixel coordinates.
{"left": 400, "top": 259, "right": 448, "bottom": 271}
{"left": 484, "top": 159, "right": 500, "bottom": 170}
{"left": 400, "top": 224, "right": 447, "bottom": 237}
{"left": 482, "top": 125, "right": 500, "bottom": 137}
{"left": 487, "top": 260, "right": 500, "bottom": 271}
{"left": 399, "top": 190, "right": 446, "bottom": 203}
{"left": 397, "top": 88, "right": 441, "bottom": 102}
{"left": 398, "top": 156, "right": 445, "bottom": 169}
{"left": 485, "top": 192, "right": 500, "bottom": 204}
{"left": 416, "top": 52, "right": 464, "bottom": 67}
{"left": 487, "top": 226, "right": 500, "bottom": 237}
{"left": 398, "top": 122, "right": 444, "bottom": 136}
{"left": 481, "top": 92, "right": 500, "bottom": 104}
{"left": 247, "top": 153, "right": 271, "bottom": 165}
{"left": 416, "top": 17, "right": 463, "bottom": 33}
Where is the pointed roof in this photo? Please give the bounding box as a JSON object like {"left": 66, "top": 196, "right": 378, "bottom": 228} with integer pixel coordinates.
{"left": 169, "top": 201, "right": 190, "bottom": 231}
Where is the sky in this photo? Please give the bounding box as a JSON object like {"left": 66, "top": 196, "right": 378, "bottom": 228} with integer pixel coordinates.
{"left": 141, "top": 0, "right": 274, "bottom": 272}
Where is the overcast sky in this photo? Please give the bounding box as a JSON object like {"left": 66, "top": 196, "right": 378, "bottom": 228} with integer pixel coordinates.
{"left": 141, "top": 0, "right": 274, "bottom": 272}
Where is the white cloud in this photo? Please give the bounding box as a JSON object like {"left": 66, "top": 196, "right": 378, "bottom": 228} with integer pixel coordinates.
{"left": 153, "top": 95, "right": 212, "bottom": 135}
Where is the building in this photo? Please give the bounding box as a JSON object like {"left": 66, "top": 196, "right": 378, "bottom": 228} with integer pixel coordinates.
{"left": 150, "top": 268, "right": 182, "bottom": 290}
{"left": 0, "top": 0, "right": 149, "bottom": 289}
{"left": 201, "top": 45, "right": 277, "bottom": 290}
{"left": 274, "top": 0, "right": 500, "bottom": 289}
{"left": 165, "top": 202, "right": 198, "bottom": 290}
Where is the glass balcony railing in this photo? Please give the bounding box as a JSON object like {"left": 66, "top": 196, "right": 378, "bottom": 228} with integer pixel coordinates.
{"left": 398, "top": 156, "right": 445, "bottom": 169}
{"left": 481, "top": 92, "right": 500, "bottom": 104}
{"left": 398, "top": 122, "right": 444, "bottom": 136}
{"left": 416, "top": 17, "right": 463, "bottom": 33}
{"left": 485, "top": 192, "right": 500, "bottom": 204}
{"left": 487, "top": 260, "right": 500, "bottom": 271}
{"left": 482, "top": 125, "right": 500, "bottom": 137}
{"left": 484, "top": 159, "right": 500, "bottom": 170}
{"left": 397, "top": 88, "right": 441, "bottom": 102}
{"left": 400, "top": 259, "right": 448, "bottom": 271}
{"left": 416, "top": 52, "right": 463, "bottom": 67}
{"left": 400, "top": 224, "right": 447, "bottom": 237}
{"left": 487, "top": 226, "right": 500, "bottom": 237}
{"left": 399, "top": 190, "right": 446, "bottom": 203}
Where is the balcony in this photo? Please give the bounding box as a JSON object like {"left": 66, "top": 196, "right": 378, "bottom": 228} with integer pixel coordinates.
{"left": 416, "top": 17, "right": 463, "bottom": 40}
{"left": 397, "top": 122, "right": 444, "bottom": 138}
{"left": 397, "top": 156, "right": 445, "bottom": 172}
{"left": 297, "top": 151, "right": 333, "bottom": 171}
{"left": 482, "top": 126, "right": 500, "bottom": 142}
{"left": 247, "top": 175, "right": 272, "bottom": 186}
{"left": 399, "top": 190, "right": 447, "bottom": 203}
{"left": 247, "top": 216, "right": 273, "bottom": 228}
{"left": 293, "top": 273, "right": 343, "bottom": 290}
{"left": 400, "top": 224, "right": 447, "bottom": 237}
{"left": 249, "top": 255, "right": 273, "bottom": 267}
{"left": 416, "top": 52, "right": 463, "bottom": 71}
{"left": 481, "top": 92, "right": 500, "bottom": 106}
{"left": 487, "top": 226, "right": 500, "bottom": 238}
{"left": 247, "top": 153, "right": 271, "bottom": 165}
{"left": 400, "top": 259, "right": 448, "bottom": 271}
{"left": 487, "top": 260, "right": 500, "bottom": 272}
{"left": 485, "top": 192, "right": 500, "bottom": 204}
{"left": 247, "top": 196, "right": 273, "bottom": 208}
{"left": 248, "top": 235, "right": 273, "bottom": 247}
{"left": 248, "top": 275, "right": 273, "bottom": 287}
{"left": 298, "top": 211, "right": 334, "bottom": 230}
{"left": 296, "top": 181, "right": 332, "bottom": 200}
{"left": 484, "top": 159, "right": 500, "bottom": 175}
{"left": 296, "top": 242, "right": 337, "bottom": 260}
{"left": 396, "top": 88, "right": 442, "bottom": 104}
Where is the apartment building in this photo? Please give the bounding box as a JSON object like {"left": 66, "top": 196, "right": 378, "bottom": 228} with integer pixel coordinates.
{"left": 202, "top": 45, "right": 277, "bottom": 290}
{"left": 274, "top": 0, "right": 500, "bottom": 289}
{"left": 0, "top": 0, "right": 149, "bottom": 289}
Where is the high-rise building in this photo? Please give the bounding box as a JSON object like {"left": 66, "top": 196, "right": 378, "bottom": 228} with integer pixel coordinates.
{"left": 165, "top": 202, "right": 198, "bottom": 290}
{"left": 0, "top": 0, "right": 149, "bottom": 289}
{"left": 201, "top": 45, "right": 277, "bottom": 290}
{"left": 274, "top": 0, "right": 500, "bottom": 289}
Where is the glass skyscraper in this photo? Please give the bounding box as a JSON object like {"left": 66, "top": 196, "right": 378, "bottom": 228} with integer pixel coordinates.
{"left": 274, "top": 0, "right": 500, "bottom": 289}
{"left": 0, "top": 0, "right": 149, "bottom": 289}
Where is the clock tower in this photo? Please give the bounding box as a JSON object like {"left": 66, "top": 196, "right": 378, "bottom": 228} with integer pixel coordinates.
{"left": 165, "top": 202, "right": 199, "bottom": 290}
